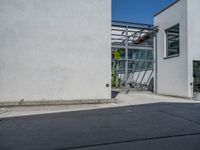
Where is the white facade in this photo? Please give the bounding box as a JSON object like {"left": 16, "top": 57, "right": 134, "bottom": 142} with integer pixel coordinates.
{"left": 154, "top": 0, "right": 200, "bottom": 98}
{"left": 0, "top": 0, "right": 111, "bottom": 103}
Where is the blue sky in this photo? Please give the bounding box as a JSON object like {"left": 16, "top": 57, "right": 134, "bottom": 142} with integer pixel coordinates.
{"left": 112, "top": 0, "right": 176, "bottom": 24}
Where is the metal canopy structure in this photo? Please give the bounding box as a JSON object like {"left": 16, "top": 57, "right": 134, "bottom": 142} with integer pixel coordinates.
{"left": 112, "top": 21, "right": 157, "bottom": 93}
{"left": 112, "top": 20, "right": 154, "bottom": 47}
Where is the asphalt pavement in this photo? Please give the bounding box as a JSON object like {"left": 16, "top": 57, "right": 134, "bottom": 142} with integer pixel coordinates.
{"left": 0, "top": 102, "right": 200, "bottom": 150}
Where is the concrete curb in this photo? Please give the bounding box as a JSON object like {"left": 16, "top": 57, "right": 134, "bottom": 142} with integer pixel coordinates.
{"left": 0, "top": 99, "right": 117, "bottom": 107}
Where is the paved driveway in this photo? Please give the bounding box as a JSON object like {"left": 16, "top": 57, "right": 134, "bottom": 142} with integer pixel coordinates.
{"left": 0, "top": 102, "right": 200, "bottom": 150}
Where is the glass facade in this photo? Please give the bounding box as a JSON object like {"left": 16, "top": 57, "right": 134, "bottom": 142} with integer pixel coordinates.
{"left": 112, "top": 49, "right": 153, "bottom": 73}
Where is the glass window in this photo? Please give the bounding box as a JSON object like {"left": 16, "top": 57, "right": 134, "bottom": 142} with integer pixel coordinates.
{"left": 128, "top": 62, "right": 133, "bottom": 72}
{"left": 166, "top": 24, "right": 180, "bottom": 57}
{"left": 135, "top": 50, "right": 145, "bottom": 60}
{"left": 145, "top": 61, "right": 153, "bottom": 70}
{"left": 193, "top": 61, "right": 200, "bottom": 78}
{"left": 135, "top": 61, "right": 145, "bottom": 71}
{"left": 118, "top": 60, "right": 125, "bottom": 70}
{"left": 128, "top": 49, "right": 135, "bottom": 59}
{"left": 128, "top": 60, "right": 137, "bottom": 71}
{"left": 120, "top": 49, "right": 125, "bottom": 59}
{"left": 193, "top": 61, "right": 200, "bottom": 93}
{"left": 146, "top": 50, "right": 153, "bottom": 60}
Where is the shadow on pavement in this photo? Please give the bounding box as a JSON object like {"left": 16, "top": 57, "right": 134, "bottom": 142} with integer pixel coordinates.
{"left": 111, "top": 90, "right": 120, "bottom": 98}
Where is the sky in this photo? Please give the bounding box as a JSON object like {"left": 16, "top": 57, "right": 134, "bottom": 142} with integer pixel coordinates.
{"left": 112, "top": 0, "right": 176, "bottom": 24}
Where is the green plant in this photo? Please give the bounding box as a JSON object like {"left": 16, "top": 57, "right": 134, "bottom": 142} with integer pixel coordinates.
{"left": 112, "top": 49, "right": 122, "bottom": 87}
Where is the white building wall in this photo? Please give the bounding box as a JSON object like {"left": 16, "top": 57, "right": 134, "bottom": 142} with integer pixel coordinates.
{"left": 154, "top": 0, "right": 189, "bottom": 97}
{"left": 0, "top": 0, "right": 111, "bottom": 102}
{"left": 187, "top": 0, "right": 200, "bottom": 97}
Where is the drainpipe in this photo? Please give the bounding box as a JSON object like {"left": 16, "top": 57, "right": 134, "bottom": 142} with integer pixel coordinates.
{"left": 154, "top": 26, "right": 159, "bottom": 94}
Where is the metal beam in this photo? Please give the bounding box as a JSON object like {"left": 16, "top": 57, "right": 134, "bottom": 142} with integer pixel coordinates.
{"left": 111, "top": 45, "right": 153, "bottom": 50}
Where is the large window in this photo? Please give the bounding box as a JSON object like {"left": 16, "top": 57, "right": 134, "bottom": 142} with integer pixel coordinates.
{"left": 112, "top": 48, "right": 153, "bottom": 73}
{"left": 166, "top": 24, "right": 180, "bottom": 57}
{"left": 127, "top": 49, "right": 153, "bottom": 72}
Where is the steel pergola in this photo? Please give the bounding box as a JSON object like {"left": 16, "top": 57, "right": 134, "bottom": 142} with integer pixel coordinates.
{"left": 112, "top": 20, "right": 157, "bottom": 93}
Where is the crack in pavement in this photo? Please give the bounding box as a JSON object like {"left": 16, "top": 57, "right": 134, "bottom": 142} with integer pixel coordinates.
{"left": 157, "top": 110, "right": 200, "bottom": 126}
{"left": 54, "top": 132, "right": 200, "bottom": 150}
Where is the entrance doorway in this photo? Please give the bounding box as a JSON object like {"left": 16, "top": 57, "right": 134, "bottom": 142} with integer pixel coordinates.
{"left": 193, "top": 61, "right": 200, "bottom": 100}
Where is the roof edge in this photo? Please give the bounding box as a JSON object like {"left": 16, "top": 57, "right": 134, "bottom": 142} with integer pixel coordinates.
{"left": 112, "top": 20, "right": 153, "bottom": 27}
{"left": 154, "top": 0, "right": 180, "bottom": 17}
{"left": 112, "top": 20, "right": 154, "bottom": 30}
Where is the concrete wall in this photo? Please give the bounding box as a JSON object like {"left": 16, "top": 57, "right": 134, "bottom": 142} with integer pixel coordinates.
{"left": 0, "top": 0, "right": 111, "bottom": 102}
{"left": 154, "top": 0, "right": 189, "bottom": 97}
{"left": 187, "top": 0, "right": 200, "bottom": 97}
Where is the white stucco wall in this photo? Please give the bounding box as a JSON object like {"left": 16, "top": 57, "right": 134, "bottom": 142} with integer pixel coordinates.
{"left": 154, "top": 0, "right": 189, "bottom": 97}
{"left": 0, "top": 0, "right": 111, "bottom": 102}
{"left": 187, "top": 0, "right": 200, "bottom": 97}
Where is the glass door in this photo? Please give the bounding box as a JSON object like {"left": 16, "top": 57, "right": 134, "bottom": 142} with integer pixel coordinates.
{"left": 193, "top": 61, "right": 200, "bottom": 100}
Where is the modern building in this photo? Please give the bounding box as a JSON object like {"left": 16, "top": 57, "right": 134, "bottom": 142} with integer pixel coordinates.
{"left": 1, "top": 0, "right": 200, "bottom": 106}
{"left": 154, "top": 0, "right": 200, "bottom": 99}
{"left": 0, "top": 0, "right": 111, "bottom": 105}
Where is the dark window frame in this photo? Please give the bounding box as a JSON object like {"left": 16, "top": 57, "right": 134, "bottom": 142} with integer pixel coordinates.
{"left": 165, "top": 24, "right": 180, "bottom": 59}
